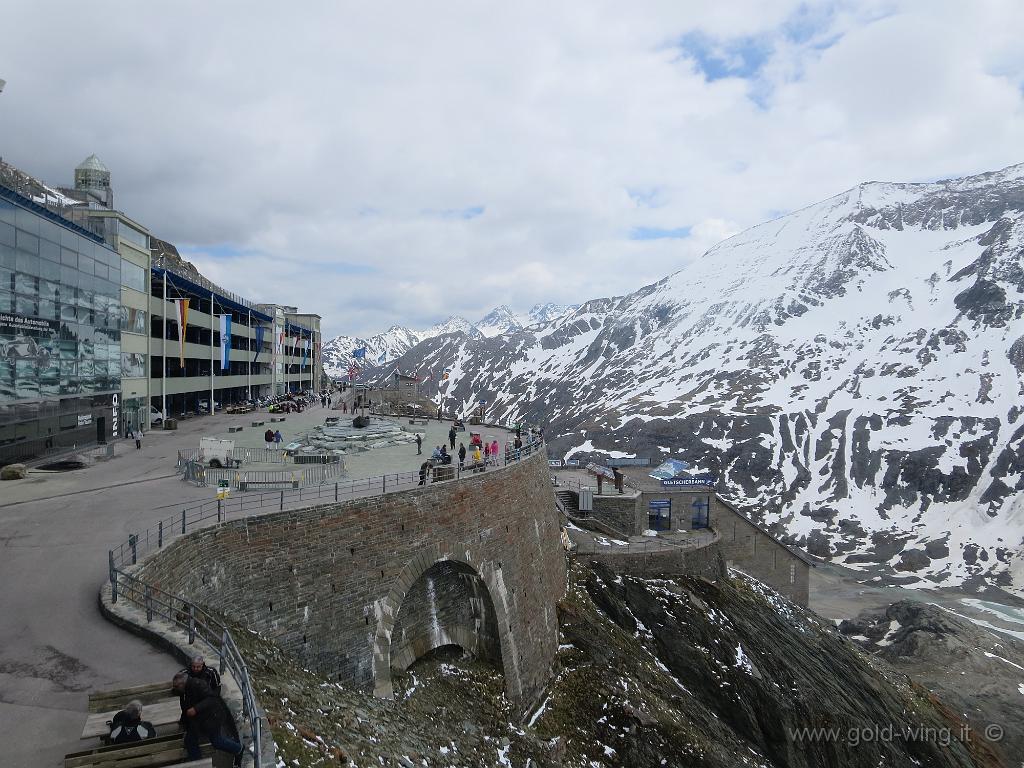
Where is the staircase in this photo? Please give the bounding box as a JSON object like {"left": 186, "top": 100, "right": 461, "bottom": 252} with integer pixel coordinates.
{"left": 555, "top": 489, "right": 581, "bottom": 516}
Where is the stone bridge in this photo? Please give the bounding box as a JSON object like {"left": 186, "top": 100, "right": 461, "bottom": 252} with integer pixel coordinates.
{"left": 135, "top": 449, "right": 566, "bottom": 714}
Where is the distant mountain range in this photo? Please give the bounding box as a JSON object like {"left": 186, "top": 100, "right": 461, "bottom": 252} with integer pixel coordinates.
{"left": 322, "top": 303, "right": 578, "bottom": 374}
{"left": 374, "top": 163, "right": 1024, "bottom": 593}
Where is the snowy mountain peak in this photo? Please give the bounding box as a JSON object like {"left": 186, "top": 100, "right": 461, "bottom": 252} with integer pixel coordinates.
{"left": 527, "top": 302, "right": 579, "bottom": 324}
{"left": 418, "top": 315, "right": 481, "bottom": 340}
{"left": 476, "top": 305, "right": 523, "bottom": 337}
{"left": 390, "top": 162, "right": 1024, "bottom": 593}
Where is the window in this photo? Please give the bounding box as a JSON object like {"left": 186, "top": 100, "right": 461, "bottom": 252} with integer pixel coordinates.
{"left": 120, "top": 306, "right": 147, "bottom": 335}
{"left": 120, "top": 261, "right": 146, "bottom": 293}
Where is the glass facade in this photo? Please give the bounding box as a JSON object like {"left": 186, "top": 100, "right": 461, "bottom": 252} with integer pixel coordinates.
{"left": 0, "top": 191, "right": 122, "bottom": 462}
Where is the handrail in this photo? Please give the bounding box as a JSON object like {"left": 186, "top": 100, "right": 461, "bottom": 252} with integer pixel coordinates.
{"left": 106, "top": 436, "right": 547, "bottom": 766}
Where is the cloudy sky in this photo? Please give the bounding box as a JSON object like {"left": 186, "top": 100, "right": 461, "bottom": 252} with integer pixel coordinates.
{"left": 3, "top": 1, "right": 1023, "bottom": 337}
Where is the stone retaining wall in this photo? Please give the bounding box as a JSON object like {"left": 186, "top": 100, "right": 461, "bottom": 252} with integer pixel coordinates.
{"left": 580, "top": 535, "right": 724, "bottom": 581}
{"left": 136, "top": 450, "right": 565, "bottom": 715}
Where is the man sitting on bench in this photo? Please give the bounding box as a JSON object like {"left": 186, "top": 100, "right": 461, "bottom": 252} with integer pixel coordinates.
{"left": 172, "top": 671, "right": 244, "bottom": 766}
{"left": 108, "top": 699, "right": 156, "bottom": 743}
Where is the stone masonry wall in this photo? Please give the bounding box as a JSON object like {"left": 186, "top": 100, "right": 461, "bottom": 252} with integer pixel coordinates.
{"left": 590, "top": 494, "right": 643, "bottom": 534}
{"left": 581, "top": 536, "right": 724, "bottom": 581}
{"left": 713, "top": 499, "right": 811, "bottom": 605}
{"left": 137, "top": 450, "right": 566, "bottom": 714}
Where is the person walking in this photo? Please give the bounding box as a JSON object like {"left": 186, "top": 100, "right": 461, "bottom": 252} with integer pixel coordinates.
{"left": 490, "top": 439, "right": 499, "bottom": 464}
{"left": 135, "top": 428, "right": 143, "bottom": 450}
{"left": 483, "top": 441, "right": 491, "bottom": 465}
{"left": 264, "top": 428, "right": 274, "bottom": 447}
{"left": 448, "top": 426, "right": 457, "bottom": 451}
{"left": 418, "top": 460, "right": 430, "bottom": 486}
{"left": 416, "top": 433, "right": 422, "bottom": 455}
{"left": 458, "top": 442, "right": 466, "bottom": 469}
{"left": 274, "top": 429, "right": 283, "bottom": 446}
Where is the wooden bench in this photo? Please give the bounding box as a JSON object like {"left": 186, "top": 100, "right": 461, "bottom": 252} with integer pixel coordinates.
{"left": 65, "top": 733, "right": 211, "bottom": 768}
{"left": 251, "top": 420, "right": 265, "bottom": 427}
{"left": 408, "top": 418, "right": 428, "bottom": 425}
{"left": 270, "top": 416, "right": 286, "bottom": 422}
{"left": 82, "top": 697, "right": 182, "bottom": 740}
{"left": 228, "top": 426, "right": 243, "bottom": 433}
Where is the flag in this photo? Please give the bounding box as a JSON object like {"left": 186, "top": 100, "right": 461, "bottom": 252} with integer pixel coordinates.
{"left": 173, "top": 298, "right": 190, "bottom": 366}
{"left": 253, "top": 325, "right": 265, "bottom": 362}
{"left": 301, "top": 337, "right": 310, "bottom": 370}
{"left": 377, "top": 352, "right": 387, "bottom": 364}
{"left": 353, "top": 347, "right": 366, "bottom": 359}
{"left": 219, "top": 314, "right": 232, "bottom": 371}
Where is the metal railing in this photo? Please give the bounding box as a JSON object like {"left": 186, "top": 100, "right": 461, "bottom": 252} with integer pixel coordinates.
{"left": 106, "top": 437, "right": 546, "bottom": 766}
{"left": 180, "top": 460, "right": 346, "bottom": 490}
{"left": 108, "top": 567, "right": 264, "bottom": 767}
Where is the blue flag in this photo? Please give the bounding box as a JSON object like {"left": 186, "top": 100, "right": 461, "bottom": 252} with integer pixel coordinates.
{"left": 377, "top": 352, "right": 387, "bottom": 364}
{"left": 353, "top": 347, "right": 366, "bottom": 359}
{"left": 253, "top": 325, "right": 265, "bottom": 362}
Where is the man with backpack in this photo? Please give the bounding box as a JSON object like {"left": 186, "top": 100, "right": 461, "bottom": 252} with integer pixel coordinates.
{"left": 108, "top": 700, "right": 155, "bottom": 743}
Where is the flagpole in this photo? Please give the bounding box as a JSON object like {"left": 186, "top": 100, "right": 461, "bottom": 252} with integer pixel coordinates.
{"left": 161, "top": 269, "right": 167, "bottom": 421}
{"left": 247, "top": 309, "right": 251, "bottom": 401}
{"left": 209, "top": 290, "right": 215, "bottom": 414}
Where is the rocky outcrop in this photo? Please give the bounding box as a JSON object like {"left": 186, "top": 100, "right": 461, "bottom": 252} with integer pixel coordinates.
{"left": 233, "top": 560, "right": 1001, "bottom": 767}
{"left": 839, "top": 599, "right": 1024, "bottom": 765}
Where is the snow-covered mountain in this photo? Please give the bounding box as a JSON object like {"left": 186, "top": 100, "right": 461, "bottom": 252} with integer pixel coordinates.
{"left": 475, "top": 305, "right": 523, "bottom": 338}
{"left": 322, "top": 317, "right": 482, "bottom": 375}
{"left": 526, "top": 302, "right": 577, "bottom": 324}
{"left": 391, "top": 163, "right": 1024, "bottom": 593}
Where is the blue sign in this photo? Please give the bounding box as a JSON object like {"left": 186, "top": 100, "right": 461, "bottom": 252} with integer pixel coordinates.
{"left": 661, "top": 475, "right": 716, "bottom": 487}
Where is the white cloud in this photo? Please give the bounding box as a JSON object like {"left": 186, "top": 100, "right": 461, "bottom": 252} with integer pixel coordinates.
{"left": 2, "top": 0, "right": 1022, "bottom": 336}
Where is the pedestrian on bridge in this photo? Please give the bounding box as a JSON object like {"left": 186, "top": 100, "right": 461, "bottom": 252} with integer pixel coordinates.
{"left": 458, "top": 442, "right": 466, "bottom": 469}
{"left": 416, "top": 433, "right": 422, "bottom": 455}
{"left": 448, "top": 426, "right": 456, "bottom": 450}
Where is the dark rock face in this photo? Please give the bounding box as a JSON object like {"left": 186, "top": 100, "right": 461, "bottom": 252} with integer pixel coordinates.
{"left": 554, "top": 563, "right": 992, "bottom": 768}
{"left": 839, "top": 599, "right": 1024, "bottom": 765}
{"left": 390, "top": 164, "right": 1024, "bottom": 591}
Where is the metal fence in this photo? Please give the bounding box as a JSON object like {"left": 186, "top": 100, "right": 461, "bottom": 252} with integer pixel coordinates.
{"left": 180, "top": 460, "right": 346, "bottom": 490}
{"left": 106, "top": 437, "right": 546, "bottom": 766}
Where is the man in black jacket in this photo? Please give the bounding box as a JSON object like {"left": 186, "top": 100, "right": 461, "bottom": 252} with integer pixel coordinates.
{"left": 186, "top": 654, "right": 221, "bottom": 692}
{"left": 172, "top": 671, "right": 243, "bottom": 766}
{"left": 109, "top": 699, "right": 155, "bottom": 743}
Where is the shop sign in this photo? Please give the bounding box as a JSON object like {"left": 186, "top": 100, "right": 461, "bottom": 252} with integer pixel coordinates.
{"left": 77, "top": 414, "right": 93, "bottom": 427}
{"left": 111, "top": 393, "right": 120, "bottom": 438}
{"left": 661, "top": 475, "right": 716, "bottom": 487}
{"left": 0, "top": 312, "right": 60, "bottom": 334}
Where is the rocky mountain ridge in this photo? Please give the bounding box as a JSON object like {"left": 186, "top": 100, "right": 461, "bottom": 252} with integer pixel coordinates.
{"left": 322, "top": 304, "right": 579, "bottom": 375}
{"left": 385, "top": 163, "right": 1024, "bottom": 593}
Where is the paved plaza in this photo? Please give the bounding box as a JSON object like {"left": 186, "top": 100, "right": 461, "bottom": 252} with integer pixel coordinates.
{"left": 0, "top": 404, "right": 514, "bottom": 767}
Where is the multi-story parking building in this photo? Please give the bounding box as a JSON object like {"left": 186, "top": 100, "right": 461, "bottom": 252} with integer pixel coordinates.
{"left": 0, "top": 157, "right": 322, "bottom": 463}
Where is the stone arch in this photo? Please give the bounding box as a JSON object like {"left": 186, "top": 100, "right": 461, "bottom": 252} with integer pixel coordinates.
{"left": 371, "top": 541, "right": 522, "bottom": 702}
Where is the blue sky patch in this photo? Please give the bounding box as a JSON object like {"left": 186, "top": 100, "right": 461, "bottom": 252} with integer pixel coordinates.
{"left": 424, "top": 205, "right": 486, "bottom": 220}
{"left": 627, "top": 186, "right": 667, "bottom": 208}
{"left": 675, "top": 31, "right": 772, "bottom": 81}
{"left": 629, "top": 225, "right": 692, "bottom": 241}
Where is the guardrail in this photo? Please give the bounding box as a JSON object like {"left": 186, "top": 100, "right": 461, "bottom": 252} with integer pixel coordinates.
{"left": 107, "top": 437, "right": 546, "bottom": 766}
{"left": 181, "top": 460, "right": 346, "bottom": 490}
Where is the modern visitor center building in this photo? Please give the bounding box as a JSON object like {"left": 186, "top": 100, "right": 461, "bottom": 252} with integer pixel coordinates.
{"left": 0, "top": 155, "right": 321, "bottom": 464}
